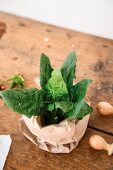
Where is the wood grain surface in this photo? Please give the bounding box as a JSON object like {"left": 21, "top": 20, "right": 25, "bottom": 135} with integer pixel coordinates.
{"left": 0, "top": 12, "right": 113, "bottom": 170}
{"left": 4, "top": 129, "right": 113, "bottom": 170}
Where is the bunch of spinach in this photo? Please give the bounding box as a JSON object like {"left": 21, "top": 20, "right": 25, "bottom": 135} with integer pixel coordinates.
{"left": 0, "top": 52, "right": 93, "bottom": 125}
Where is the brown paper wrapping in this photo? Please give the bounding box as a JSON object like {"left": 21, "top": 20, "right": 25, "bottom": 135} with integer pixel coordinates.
{"left": 19, "top": 114, "right": 90, "bottom": 153}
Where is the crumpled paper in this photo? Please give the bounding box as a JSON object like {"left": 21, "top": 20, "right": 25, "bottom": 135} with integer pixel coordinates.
{"left": 19, "top": 114, "right": 89, "bottom": 153}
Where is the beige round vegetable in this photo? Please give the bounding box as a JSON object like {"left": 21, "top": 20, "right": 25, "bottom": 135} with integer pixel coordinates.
{"left": 89, "top": 135, "right": 113, "bottom": 155}
{"left": 96, "top": 102, "right": 113, "bottom": 115}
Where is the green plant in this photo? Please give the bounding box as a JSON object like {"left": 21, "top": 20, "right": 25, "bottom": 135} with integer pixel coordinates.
{"left": 0, "top": 52, "right": 93, "bottom": 125}
{"left": 7, "top": 72, "right": 25, "bottom": 88}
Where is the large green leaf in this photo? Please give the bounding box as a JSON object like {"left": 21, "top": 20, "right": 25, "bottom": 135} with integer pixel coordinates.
{"left": 45, "top": 69, "right": 68, "bottom": 101}
{"left": 70, "top": 79, "right": 92, "bottom": 102}
{"left": 40, "top": 53, "right": 53, "bottom": 89}
{"left": 0, "top": 88, "right": 46, "bottom": 118}
{"left": 61, "top": 51, "right": 77, "bottom": 88}
{"left": 66, "top": 100, "right": 93, "bottom": 119}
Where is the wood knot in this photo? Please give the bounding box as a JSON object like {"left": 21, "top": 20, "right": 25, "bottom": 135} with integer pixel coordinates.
{"left": 0, "top": 21, "right": 6, "bottom": 39}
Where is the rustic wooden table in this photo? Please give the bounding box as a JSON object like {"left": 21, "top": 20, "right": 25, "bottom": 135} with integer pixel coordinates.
{"left": 0, "top": 12, "right": 113, "bottom": 170}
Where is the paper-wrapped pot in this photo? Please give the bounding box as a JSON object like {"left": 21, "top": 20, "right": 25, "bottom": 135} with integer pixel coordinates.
{"left": 19, "top": 114, "right": 90, "bottom": 153}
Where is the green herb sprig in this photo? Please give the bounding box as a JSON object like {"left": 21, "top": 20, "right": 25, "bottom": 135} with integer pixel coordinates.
{"left": 0, "top": 52, "right": 93, "bottom": 125}
{"left": 7, "top": 72, "right": 25, "bottom": 88}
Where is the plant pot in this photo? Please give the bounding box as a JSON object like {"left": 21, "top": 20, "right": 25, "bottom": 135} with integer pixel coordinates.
{"left": 19, "top": 114, "right": 90, "bottom": 153}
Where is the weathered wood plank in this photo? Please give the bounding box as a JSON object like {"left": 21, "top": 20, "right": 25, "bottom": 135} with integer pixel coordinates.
{"left": 0, "top": 12, "right": 113, "bottom": 134}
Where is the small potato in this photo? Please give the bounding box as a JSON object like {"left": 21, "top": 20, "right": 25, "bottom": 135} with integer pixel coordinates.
{"left": 96, "top": 102, "right": 113, "bottom": 115}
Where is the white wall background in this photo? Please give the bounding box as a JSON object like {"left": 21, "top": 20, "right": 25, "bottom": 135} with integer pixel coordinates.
{"left": 0, "top": 0, "right": 113, "bottom": 39}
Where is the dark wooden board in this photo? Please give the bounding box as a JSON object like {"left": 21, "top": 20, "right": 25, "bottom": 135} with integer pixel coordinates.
{"left": 4, "top": 128, "right": 113, "bottom": 170}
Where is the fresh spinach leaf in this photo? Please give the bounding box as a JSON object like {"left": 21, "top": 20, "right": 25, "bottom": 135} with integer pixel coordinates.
{"left": 61, "top": 51, "right": 77, "bottom": 88}
{"left": 40, "top": 53, "right": 53, "bottom": 89}
{"left": 0, "top": 88, "right": 46, "bottom": 118}
{"left": 70, "top": 79, "right": 92, "bottom": 102}
{"left": 47, "top": 101, "right": 73, "bottom": 113}
{"left": 45, "top": 69, "right": 68, "bottom": 101}
{"left": 66, "top": 100, "right": 93, "bottom": 119}
{"left": 55, "top": 101, "right": 73, "bottom": 113}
